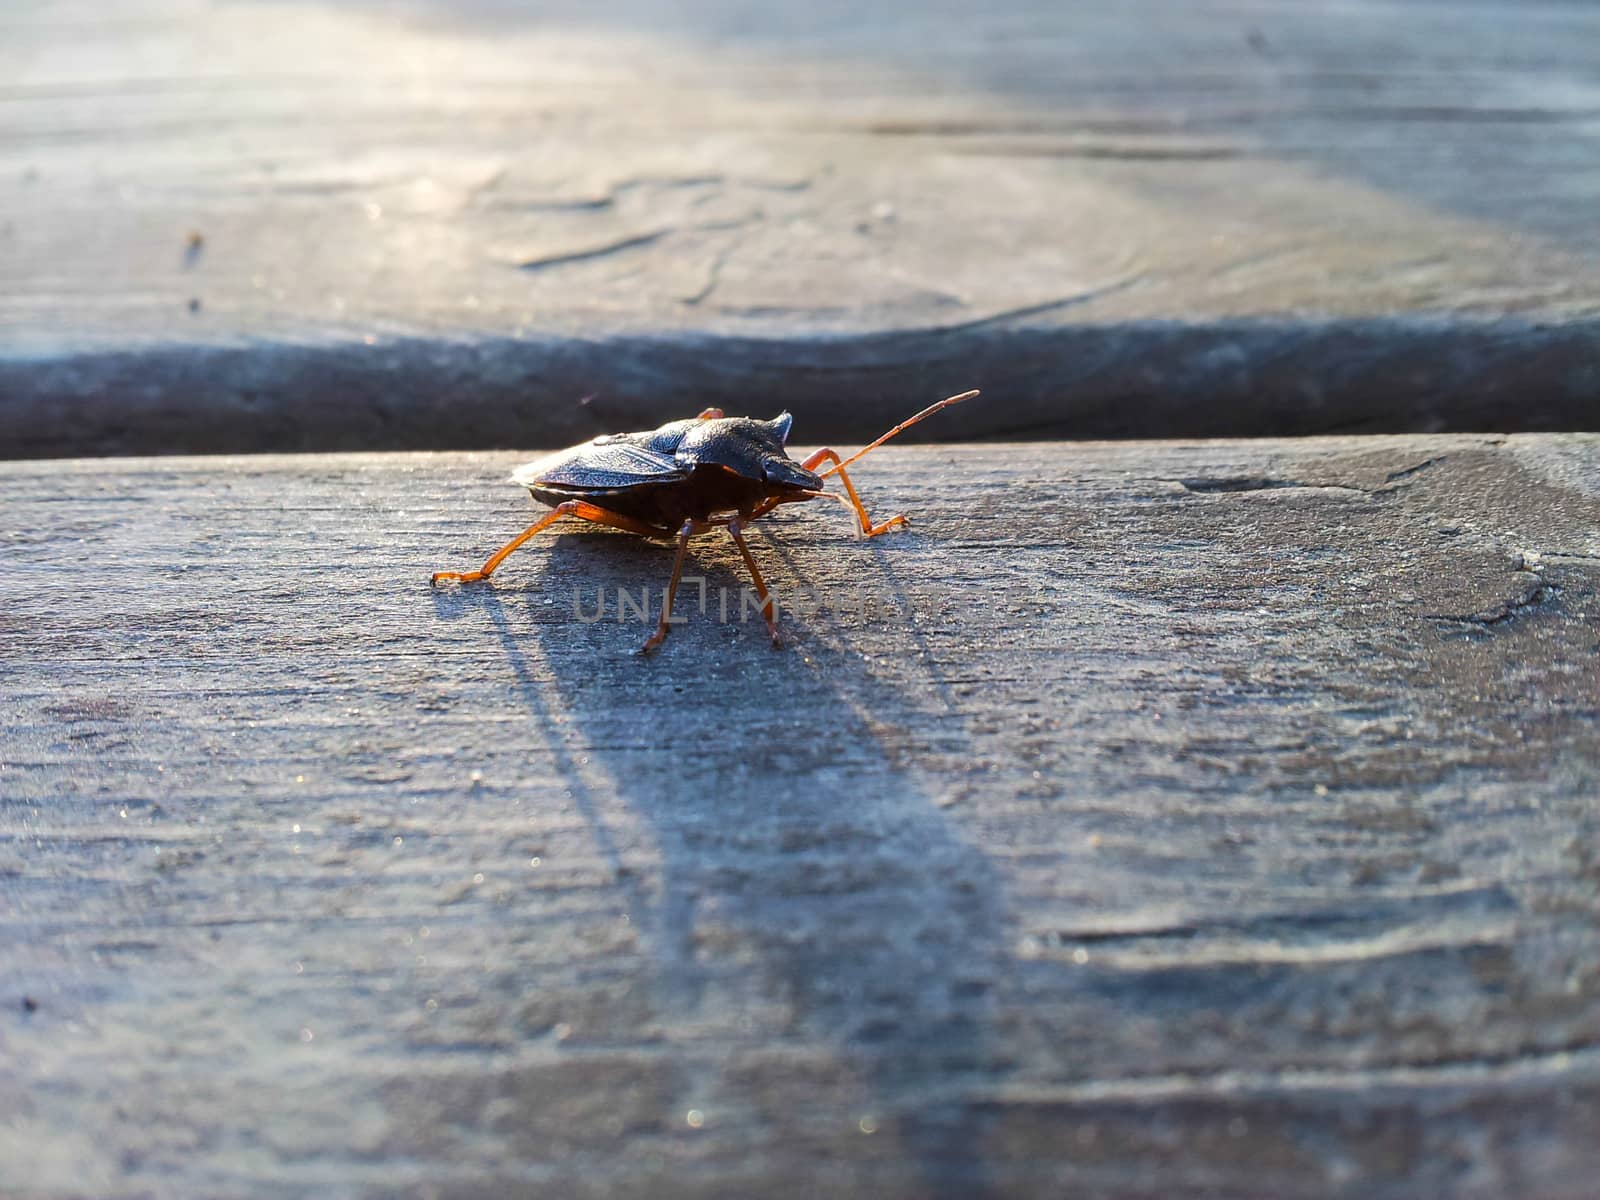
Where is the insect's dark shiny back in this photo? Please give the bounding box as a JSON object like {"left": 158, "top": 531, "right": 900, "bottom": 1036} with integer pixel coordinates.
{"left": 514, "top": 412, "right": 822, "bottom": 530}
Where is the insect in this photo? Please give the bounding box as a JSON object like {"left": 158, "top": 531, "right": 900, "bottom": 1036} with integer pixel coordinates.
{"left": 431, "top": 388, "right": 979, "bottom": 653}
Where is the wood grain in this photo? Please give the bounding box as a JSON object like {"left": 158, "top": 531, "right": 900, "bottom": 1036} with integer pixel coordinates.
{"left": 3, "top": 436, "right": 1599, "bottom": 1197}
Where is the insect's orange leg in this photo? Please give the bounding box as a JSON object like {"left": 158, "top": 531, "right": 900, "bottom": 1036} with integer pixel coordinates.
{"left": 640, "top": 519, "right": 701, "bottom": 654}
{"left": 564, "top": 502, "right": 674, "bottom": 539}
{"left": 726, "top": 519, "right": 782, "bottom": 648}
{"left": 696, "top": 408, "right": 725, "bottom": 420}
{"left": 797, "top": 448, "right": 908, "bottom": 536}
{"left": 431, "top": 504, "right": 574, "bottom": 585}
{"left": 431, "top": 501, "right": 670, "bottom": 585}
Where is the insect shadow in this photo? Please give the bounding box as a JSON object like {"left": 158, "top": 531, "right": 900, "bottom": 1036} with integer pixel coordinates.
{"left": 437, "top": 523, "right": 1017, "bottom": 1198}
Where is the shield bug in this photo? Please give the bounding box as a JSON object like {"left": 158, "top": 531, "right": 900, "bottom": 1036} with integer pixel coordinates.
{"left": 431, "top": 388, "right": 979, "bottom": 652}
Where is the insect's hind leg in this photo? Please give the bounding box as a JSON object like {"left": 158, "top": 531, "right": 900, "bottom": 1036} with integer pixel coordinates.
{"left": 795, "top": 448, "right": 908, "bottom": 536}
{"left": 431, "top": 501, "right": 669, "bottom": 585}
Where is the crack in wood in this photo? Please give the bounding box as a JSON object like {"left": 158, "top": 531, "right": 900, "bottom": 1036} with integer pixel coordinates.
{"left": 514, "top": 230, "right": 670, "bottom": 272}
{"left": 1384, "top": 455, "right": 1448, "bottom": 484}
{"left": 1176, "top": 476, "right": 1370, "bottom": 495}
{"left": 1428, "top": 576, "right": 1561, "bottom": 629}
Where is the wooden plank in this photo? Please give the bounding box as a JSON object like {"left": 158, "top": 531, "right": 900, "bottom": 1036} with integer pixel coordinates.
{"left": 3, "top": 435, "right": 1598, "bottom": 1198}
{"left": 4, "top": 0, "right": 1600, "bottom": 453}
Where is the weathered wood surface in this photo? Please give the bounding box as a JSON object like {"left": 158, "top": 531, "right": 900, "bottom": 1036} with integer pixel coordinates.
{"left": 4, "top": 0, "right": 1600, "bottom": 455}
{"left": 3, "top": 436, "right": 1599, "bottom": 1198}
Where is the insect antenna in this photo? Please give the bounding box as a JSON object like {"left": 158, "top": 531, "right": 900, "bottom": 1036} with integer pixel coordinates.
{"left": 816, "top": 389, "right": 980, "bottom": 478}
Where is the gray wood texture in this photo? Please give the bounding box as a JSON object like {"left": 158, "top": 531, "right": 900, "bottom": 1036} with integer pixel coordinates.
{"left": 3, "top": 435, "right": 1599, "bottom": 1198}
{"left": 4, "top": 0, "right": 1600, "bottom": 454}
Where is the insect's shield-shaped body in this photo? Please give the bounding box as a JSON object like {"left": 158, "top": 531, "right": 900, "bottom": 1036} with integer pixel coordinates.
{"left": 432, "top": 388, "right": 980, "bottom": 653}
{"left": 509, "top": 413, "right": 824, "bottom": 530}
{"left": 512, "top": 413, "right": 818, "bottom": 495}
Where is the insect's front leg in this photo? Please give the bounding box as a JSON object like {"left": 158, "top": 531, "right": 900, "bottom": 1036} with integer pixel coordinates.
{"left": 796, "top": 449, "right": 908, "bottom": 536}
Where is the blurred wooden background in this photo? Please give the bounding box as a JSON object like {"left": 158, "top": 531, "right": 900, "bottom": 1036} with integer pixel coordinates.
{"left": 3, "top": 0, "right": 1599, "bottom": 454}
